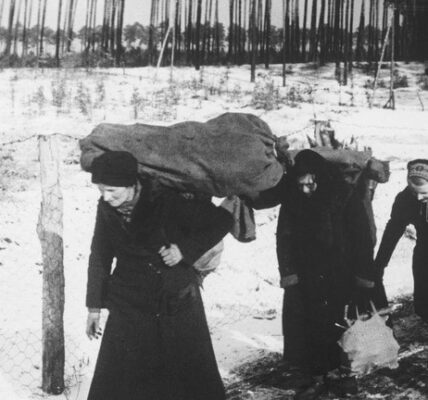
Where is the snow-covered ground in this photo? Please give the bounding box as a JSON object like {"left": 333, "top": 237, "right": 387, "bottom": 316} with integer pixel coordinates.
{"left": 0, "top": 63, "right": 427, "bottom": 399}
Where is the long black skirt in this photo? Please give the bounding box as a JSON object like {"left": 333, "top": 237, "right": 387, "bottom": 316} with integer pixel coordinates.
{"left": 87, "top": 286, "right": 225, "bottom": 400}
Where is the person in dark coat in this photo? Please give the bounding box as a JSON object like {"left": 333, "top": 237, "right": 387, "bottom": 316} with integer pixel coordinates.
{"left": 85, "top": 151, "right": 233, "bottom": 400}
{"left": 251, "top": 150, "right": 375, "bottom": 400}
{"left": 375, "top": 159, "right": 428, "bottom": 322}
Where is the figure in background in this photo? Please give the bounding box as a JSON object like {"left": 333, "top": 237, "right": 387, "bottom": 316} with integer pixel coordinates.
{"left": 252, "top": 150, "right": 375, "bottom": 400}
{"left": 85, "top": 151, "right": 233, "bottom": 400}
{"left": 375, "top": 159, "right": 428, "bottom": 322}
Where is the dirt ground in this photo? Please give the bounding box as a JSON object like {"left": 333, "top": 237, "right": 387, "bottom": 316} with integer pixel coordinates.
{"left": 225, "top": 296, "right": 428, "bottom": 400}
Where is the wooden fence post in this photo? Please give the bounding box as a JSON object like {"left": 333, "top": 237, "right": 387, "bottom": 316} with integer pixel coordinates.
{"left": 36, "top": 134, "right": 65, "bottom": 395}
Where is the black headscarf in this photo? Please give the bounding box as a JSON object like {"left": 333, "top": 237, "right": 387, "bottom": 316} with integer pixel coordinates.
{"left": 290, "top": 149, "right": 343, "bottom": 203}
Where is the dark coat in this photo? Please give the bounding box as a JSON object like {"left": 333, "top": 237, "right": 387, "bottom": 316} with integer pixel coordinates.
{"left": 375, "top": 187, "right": 428, "bottom": 320}
{"left": 86, "top": 188, "right": 233, "bottom": 400}
{"left": 252, "top": 153, "right": 375, "bottom": 374}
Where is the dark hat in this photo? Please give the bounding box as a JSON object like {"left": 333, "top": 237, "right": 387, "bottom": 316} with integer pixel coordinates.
{"left": 91, "top": 151, "right": 138, "bottom": 187}
{"left": 407, "top": 159, "right": 428, "bottom": 182}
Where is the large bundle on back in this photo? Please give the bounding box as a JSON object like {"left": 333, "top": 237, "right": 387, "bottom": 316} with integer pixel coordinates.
{"left": 80, "top": 112, "right": 284, "bottom": 197}
{"left": 281, "top": 145, "right": 390, "bottom": 247}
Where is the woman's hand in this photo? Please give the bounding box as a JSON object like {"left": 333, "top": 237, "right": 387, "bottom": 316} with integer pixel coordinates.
{"left": 86, "top": 311, "right": 102, "bottom": 340}
{"left": 159, "top": 244, "right": 183, "bottom": 267}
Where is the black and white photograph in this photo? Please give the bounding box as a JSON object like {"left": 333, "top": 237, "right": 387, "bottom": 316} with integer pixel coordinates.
{"left": 0, "top": 0, "right": 427, "bottom": 399}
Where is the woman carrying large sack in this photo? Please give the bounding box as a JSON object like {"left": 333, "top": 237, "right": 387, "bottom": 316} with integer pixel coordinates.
{"left": 84, "top": 151, "right": 233, "bottom": 400}
{"left": 251, "top": 150, "right": 376, "bottom": 400}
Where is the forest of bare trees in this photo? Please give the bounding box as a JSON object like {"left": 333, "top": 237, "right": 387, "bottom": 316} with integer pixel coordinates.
{"left": 0, "top": 0, "right": 427, "bottom": 70}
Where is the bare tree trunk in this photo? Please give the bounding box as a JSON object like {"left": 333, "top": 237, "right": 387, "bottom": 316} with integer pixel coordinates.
{"left": 343, "top": 0, "right": 349, "bottom": 85}
{"left": 293, "top": 0, "right": 299, "bottom": 61}
{"left": 289, "top": 0, "right": 294, "bottom": 61}
{"left": 339, "top": 0, "right": 344, "bottom": 61}
{"left": 393, "top": 2, "right": 399, "bottom": 61}
{"left": 87, "top": 0, "right": 95, "bottom": 54}
{"left": 195, "top": 0, "right": 202, "bottom": 69}
{"left": 174, "top": 0, "right": 181, "bottom": 62}
{"left": 243, "top": 0, "right": 248, "bottom": 61}
{"left": 250, "top": 0, "right": 256, "bottom": 82}
{"left": 171, "top": 0, "right": 177, "bottom": 71}
{"left": 282, "top": 0, "right": 286, "bottom": 86}
{"left": 109, "top": 0, "right": 117, "bottom": 55}
{"left": 35, "top": 0, "right": 42, "bottom": 65}
{"left": 264, "top": 0, "right": 271, "bottom": 68}
{"left": 65, "top": 0, "right": 76, "bottom": 52}
{"left": 148, "top": 0, "right": 155, "bottom": 65}
{"left": 21, "top": 0, "right": 29, "bottom": 65}
{"left": 233, "top": 0, "right": 238, "bottom": 63}
{"left": 285, "top": 0, "right": 290, "bottom": 60}
{"left": 374, "top": 0, "right": 379, "bottom": 62}
{"left": 12, "top": 0, "right": 22, "bottom": 57}
{"left": 367, "top": 0, "right": 374, "bottom": 64}
{"left": 301, "top": 0, "right": 308, "bottom": 61}
{"left": 327, "top": 0, "right": 334, "bottom": 60}
{"left": 349, "top": 0, "right": 354, "bottom": 71}
{"left": 237, "top": 0, "right": 242, "bottom": 64}
{"left": 4, "top": 0, "right": 16, "bottom": 58}
{"left": 55, "top": 0, "right": 63, "bottom": 66}
{"left": 257, "top": 0, "right": 262, "bottom": 61}
{"left": 309, "top": 0, "right": 318, "bottom": 61}
{"left": 334, "top": 0, "right": 341, "bottom": 77}
{"left": 201, "top": 0, "right": 209, "bottom": 64}
{"left": 207, "top": 0, "right": 213, "bottom": 62}
{"left": 62, "top": 0, "right": 69, "bottom": 55}
{"left": 356, "top": 0, "right": 365, "bottom": 61}
{"left": 83, "top": 0, "right": 90, "bottom": 64}
{"left": 116, "top": 0, "right": 125, "bottom": 65}
{"left": 101, "top": 0, "right": 109, "bottom": 51}
{"left": 228, "top": 0, "right": 233, "bottom": 63}
{"left": 186, "top": 0, "right": 193, "bottom": 65}
{"left": 215, "top": 0, "right": 219, "bottom": 63}
{"left": 318, "top": 0, "right": 326, "bottom": 64}
{"left": 0, "top": 0, "right": 5, "bottom": 31}
{"left": 92, "top": 0, "right": 99, "bottom": 53}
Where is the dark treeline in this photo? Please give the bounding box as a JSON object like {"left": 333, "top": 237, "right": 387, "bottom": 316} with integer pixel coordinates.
{"left": 0, "top": 0, "right": 427, "bottom": 70}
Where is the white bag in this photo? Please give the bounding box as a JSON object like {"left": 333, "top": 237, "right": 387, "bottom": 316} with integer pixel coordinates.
{"left": 338, "top": 303, "right": 400, "bottom": 376}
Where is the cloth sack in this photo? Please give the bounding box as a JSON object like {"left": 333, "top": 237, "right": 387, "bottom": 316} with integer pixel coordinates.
{"left": 338, "top": 303, "right": 399, "bottom": 376}
{"left": 80, "top": 112, "right": 284, "bottom": 197}
{"left": 220, "top": 196, "right": 256, "bottom": 242}
{"left": 193, "top": 241, "right": 224, "bottom": 276}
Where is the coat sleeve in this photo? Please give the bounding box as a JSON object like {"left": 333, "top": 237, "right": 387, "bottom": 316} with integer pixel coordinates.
{"left": 172, "top": 196, "right": 234, "bottom": 266}
{"left": 86, "top": 201, "right": 114, "bottom": 309}
{"left": 276, "top": 206, "right": 299, "bottom": 287}
{"left": 345, "top": 192, "right": 376, "bottom": 288}
{"left": 375, "top": 191, "right": 409, "bottom": 269}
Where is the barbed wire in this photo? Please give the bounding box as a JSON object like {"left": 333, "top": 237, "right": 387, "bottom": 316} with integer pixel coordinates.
{"left": 284, "top": 122, "right": 314, "bottom": 138}
{"left": 1, "top": 116, "right": 427, "bottom": 149}
{"left": 330, "top": 119, "right": 428, "bottom": 132}
{"left": 0, "top": 132, "right": 80, "bottom": 147}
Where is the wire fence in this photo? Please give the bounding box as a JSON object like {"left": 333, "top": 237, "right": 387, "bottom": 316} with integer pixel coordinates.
{"left": 0, "top": 130, "right": 99, "bottom": 398}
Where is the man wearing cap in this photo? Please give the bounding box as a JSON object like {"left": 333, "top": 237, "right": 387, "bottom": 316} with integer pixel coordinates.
{"left": 375, "top": 159, "right": 428, "bottom": 322}
{"left": 85, "top": 151, "right": 233, "bottom": 400}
